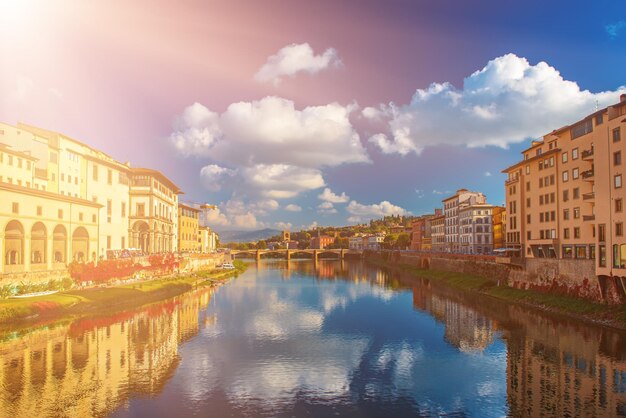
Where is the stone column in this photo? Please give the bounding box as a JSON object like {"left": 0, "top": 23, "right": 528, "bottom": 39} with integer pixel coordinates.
{"left": 24, "top": 233, "right": 31, "bottom": 272}
{"left": 149, "top": 231, "right": 155, "bottom": 254}
{"left": 46, "top": 233, "right": 53, "bottom": 271}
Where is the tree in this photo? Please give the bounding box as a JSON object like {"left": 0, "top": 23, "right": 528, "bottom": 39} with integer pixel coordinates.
{"left": 256, "top": 240, "right": 267, "bottom": 250}
{"left": 396, "top": 233, "right": 411, "bottom": 250}
{"left": 383, "top": 235, "right": 396, "bottom": 249}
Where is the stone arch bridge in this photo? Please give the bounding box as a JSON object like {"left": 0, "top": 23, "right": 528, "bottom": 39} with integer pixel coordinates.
{"left": 230, "top": 248, "right": 362, "bottom": 261}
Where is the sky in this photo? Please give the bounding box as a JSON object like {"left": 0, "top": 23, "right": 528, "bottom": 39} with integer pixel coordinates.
{"left": 1, "top": 0, "right": 626, "bottom": 231}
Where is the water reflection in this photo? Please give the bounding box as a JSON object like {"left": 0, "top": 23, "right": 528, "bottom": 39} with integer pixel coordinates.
{"left": 0, "top": 287, "right": 215, "bottom": 417}
{"left": 0, "top": 260, "right": 625, "bottom": 417}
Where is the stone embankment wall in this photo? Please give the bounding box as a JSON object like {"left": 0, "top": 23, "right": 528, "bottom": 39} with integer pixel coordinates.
{"left": 366, "top": 251, "right": 625, "bottom": 304}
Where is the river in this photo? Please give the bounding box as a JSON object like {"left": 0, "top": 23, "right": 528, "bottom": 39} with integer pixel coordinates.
{"left": 1, "top": 260, "right": 625, "bottom": 417}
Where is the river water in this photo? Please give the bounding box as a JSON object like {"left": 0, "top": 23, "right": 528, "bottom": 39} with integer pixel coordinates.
{"left": 1, "top": 260, "right": 625, "bottom": 417}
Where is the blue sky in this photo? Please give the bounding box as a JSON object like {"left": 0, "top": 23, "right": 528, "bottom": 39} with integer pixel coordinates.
{"left": 2, "top": 0, "right": 625, "bottom": 230}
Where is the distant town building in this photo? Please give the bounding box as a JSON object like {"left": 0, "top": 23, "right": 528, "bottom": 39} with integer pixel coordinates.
{"left": 431, "top": 210, "right": 446, "bottom": 252}
{"left": 310, "top": 235, "right": 334, "bottom": 250}
{"left": 410, "top": 214, "right": 435, "bottom": 251}
{"left": 443, "top": 189, "right": 487, "bottom": 253}
{"left": 366, "top": 234, "right": 385, "bottom": 251}
{"left": 459, "top": 204, "right": 494, "bottom": 254}
{"left": 198, "top": 226, "right": 218, "bottom": 253}
{"left": 492, "top": 206, "right": 506, "bottom": 250}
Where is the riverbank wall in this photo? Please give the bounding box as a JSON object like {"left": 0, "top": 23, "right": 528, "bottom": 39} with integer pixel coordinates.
{"left": 366, "top": 250, "right": 626, "bottom": 304}
{"left": 0, "top": 252, "right": 225, "bottom": 287}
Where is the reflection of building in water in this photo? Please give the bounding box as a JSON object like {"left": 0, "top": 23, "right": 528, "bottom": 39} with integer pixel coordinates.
{"left": 0, "top": 288, "right": 213, "bottom": 417}
{"left": 412, "top": 286, "right": 496, "bottom": 353}
{"left": 507, "top": 334, "right": 626, "bottom": 417}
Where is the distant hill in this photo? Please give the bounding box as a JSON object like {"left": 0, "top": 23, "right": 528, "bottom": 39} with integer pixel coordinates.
{"left": 218, "top": 228, "right": 281, "bottom": 243}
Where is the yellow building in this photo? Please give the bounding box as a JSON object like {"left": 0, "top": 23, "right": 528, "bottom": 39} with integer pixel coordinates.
{"left": 178, "top": 203, "right": 200, "bottom": 252}
{"left": 502, "top": 94, "right": 626, "bottom": 279}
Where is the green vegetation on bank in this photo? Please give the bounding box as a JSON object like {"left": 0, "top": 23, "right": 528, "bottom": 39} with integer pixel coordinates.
{"left": 368, "top": 258, "right": 626, "bottom": 329}
{"left": 0, "top": 260, "right": 247, "bottom": 324}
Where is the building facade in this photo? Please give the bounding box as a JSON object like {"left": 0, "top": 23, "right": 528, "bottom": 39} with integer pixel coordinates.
{"left": 443, "top": 189, "right": 487, "bottom": 253}
{"left": 459, "top": 204, "right": 494, "bottom": 254}
{"left": 310, "top": 235, "right": 334, "bottom": 249}
{"left": 198, "top": 226, "right": 218, "bottom": 253}
{"left": 129, "top": 168, "right": 181, "bottom": 254}
{"left": 178, "top": 203, "right": 200, "bottom": 252}
{"left": 492, "top": 206, "right": 506, "bottom": 250}
{"left": 502, "top": 94, "right": 626, "bottom": 278}
{"left": 431, "top": 212, "right": 446, "bottom": 252}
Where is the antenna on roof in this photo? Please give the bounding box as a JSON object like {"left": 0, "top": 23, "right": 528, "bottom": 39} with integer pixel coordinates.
{"left": 595, "top": 99, "right": 599, "bottom": 112}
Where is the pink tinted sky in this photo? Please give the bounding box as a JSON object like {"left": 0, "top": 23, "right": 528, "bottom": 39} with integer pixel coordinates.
{"left": 1, "top": 0, "right": 625, "bottom": 229}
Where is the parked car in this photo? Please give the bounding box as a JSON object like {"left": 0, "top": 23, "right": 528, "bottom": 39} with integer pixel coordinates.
{"left": 221, "top": 263, "right": 235, "bottom": 270}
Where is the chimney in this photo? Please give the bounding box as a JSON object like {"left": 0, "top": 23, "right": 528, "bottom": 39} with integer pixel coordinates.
{"left": 621, "top": 94, "right": 626, "bottom": 103}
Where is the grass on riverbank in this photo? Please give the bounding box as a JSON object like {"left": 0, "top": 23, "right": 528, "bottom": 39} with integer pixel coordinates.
{"left": 374, "top": 260, "right": 626, "bottom": 329}
{"left": 0, "top": 260, "right": 247, "bottom": 323}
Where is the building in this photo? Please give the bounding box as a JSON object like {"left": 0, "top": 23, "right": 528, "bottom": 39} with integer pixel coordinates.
{"left": 410, "top": 214, "right": 435, "bottom": 251}
{"left": 443, "top": 189, "right": 487, "bottom": 253}
{"left": 129, "top": 168, "right": 181, "bottom": 254}
{"left": 178, "top": 203, "right": 200, "bottom": 252}
{"left": 492, "top": 206, "right": 506, "bottom": 250}
{"left": 4, "top": 123, "right": 133, "bottom": 258}
{"left": 366, "top": 234, "right": 385, "bottom": 250}
{"left": 1, "top": 182, "right": 102, "bottom": 274}
{"left": 459, "top": 204, "right": 495, "bottom": 254}
{"left": 198, "top": 226, "right": 218, "bottom": 253}
{"left": 502, "top": 94, "right": 626, "bottom": 278}
{"left": 431, "top": 210, "right": 446, "bottom": 252}
{"left": 310, "top": 235, "right": 334, "bottom": 249}
{"left": 349, "top": 235, "right": 365, "bottom": 250}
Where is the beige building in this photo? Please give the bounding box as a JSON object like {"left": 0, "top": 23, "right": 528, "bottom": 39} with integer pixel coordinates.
{"left": 443, "top": 189, "right": 487, "bottom": 253}
{"left": 178, "top": 202, "right": 200, "bottom": 252}
{"left": 1, "top": 182, "right": 101, "bottom": 275}
{"left": 503, "top": 94, "right": 626, "bottom": 278}
{"left": 431, "top": 212, "right": 446, "bottom": 252}
{"left": 129, "top": 168, "right": 181, "bottom": 254}
{"left": 198, "top": 226, "right": 218, "bottom": 253}
{"left": 459, "top": 204, "right": 495, "bottom": 254}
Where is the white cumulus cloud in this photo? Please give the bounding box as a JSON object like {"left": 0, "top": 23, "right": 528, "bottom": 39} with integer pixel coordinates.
{"left": 317, "top": 201, "right": 337, "bottom": 215}
{"left": 254, "top": 42, "right": 342, "bottom": 85}
{"left": 199, "top": 164, "right": 236, "bottom": 192}
{"left": 284, "top": 204, "right": 302, "bottom": 212}
{"left": 346, "top": 200, "right": 409, "bottom": 223}
{"left": 171, "top": 97, "right": 369, "bottom": 169}
{"left": 318, "top": 187, "right": 350, "bottom": 203}
{"left": 242, "top": 164, "right": 325, "bottom": 199}
{"left": 365, "top": 54, "right": 626, "bottom": 155}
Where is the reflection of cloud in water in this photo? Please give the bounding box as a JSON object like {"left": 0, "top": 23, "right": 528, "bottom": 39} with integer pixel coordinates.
{"left": 227, "top": 336, "right": 370, "bottom": 405}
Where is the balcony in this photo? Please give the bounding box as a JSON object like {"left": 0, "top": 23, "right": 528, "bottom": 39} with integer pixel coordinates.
{"left": 583, "top": 214, "right": 596, "bottom": 222}
{"left": 582, "top": 192, "right": 595, "bottom": 201}
{"left": 581, "top": 169, "right": 594, "bottom": 180}
{"left": 581, "top": 148, "right": 594, "bottom": 161}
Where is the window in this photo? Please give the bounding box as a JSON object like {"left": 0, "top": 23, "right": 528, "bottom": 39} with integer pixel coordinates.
{"left": 526, "top": 181, "right": 530, "bottom": 191}
{"left": 540, "top": 195, "right": 544, "bottom": 205}
{"left": 616, "top": 198, "right": 623, "bottom": 213}
{"left": 613, "top": 127, "right": 621, "bottom": 143}
{"left": 93, "top": 164, "right": 99, "bottom": 181}
{"left": 37, "top": 206, "right": 42, "bottom": 216}
{"left": 599, "top": 245, "right": 606, "bottom": 267}
{"left": 12, "top": 202, "right": 18, "bottom": 214}
{"left": 572, "top": 148, "right": 579, "bottom": 159}
{"left": 596, "top": 113, "right": 603, "bottom": 125}
{"left": 121, "top": 237, "right": 126, "bottom": 248}
{"left": 562, "top": 152, "right": 568, "bottom": 163}
{"left": 599, "top": 224, "right": 606, "bottom": 242}
{"left": 564, "top": 209, "right": 570, "bottom": 220}
{"left": 613, "top": 244, "right": 626, "bottom": 269}
{"left": 137, "top": 203, "right": 145, "bottom": 216}
{"left": 563, "top": 190, "right": 569, "bottom": 202}
{"left": 525, "top": 166, "right": 530, "bottom": 174}
{"left": 121, "top": 202, "right": 126, "bottom": 217}
{"left": 58, "top": 209, "right": 63, "bottom": 219}
{"left": 107, "top": 169, "right": 113, "bottom": 185}
{"left": 615, "top": 174, "right": 622, "bottom": 189}
{"left": 574, "top": 227, "right": 580, "bottom": 239}
{"left": 615, "top": 151, "right": 622, "bottom": 166}
{"left": 573, "top": 188, "right": 579, "bottom": 199}
{"left": 551, "top": 192, "right": 555, "bottom": 203}
{"left": 563, "top": 171, "right": 569, "bottom": 182}
{"left": 571, "top": 119, "right": 592, "bottom": 139}
{"left": 564, "top": 228, "right": 570, "bottom": 239}
{"left": 79, "top": 212, "right": 83, "bottom": 221}
{"left": 92, "top": 214, "right": 97, "bottom": 223}
{"left": 527, "top": 214, "right": 531, "bottom": 224}
{"left": 617, "top": 222, "right": 624, "bottom": 237}
{"left": 17, "top": 158, "right": 22, "bottom": 168}
{"left": 573, "top": 207, "right": 580, "bottom": 219}
{"left": 562, "top": 245, "right": 573, "bottom": 258}
{"left": 572, "top": 168, "right": 579, "bottom": 179}
{"left": 576, "top": 246, "right": 586, "bottom": 259}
